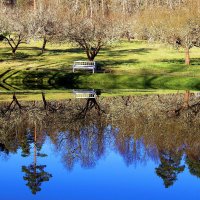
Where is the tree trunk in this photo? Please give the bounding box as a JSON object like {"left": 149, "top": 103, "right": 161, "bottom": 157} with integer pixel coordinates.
{"left": 33, "top": 0, "right": 36, "bottom": 10}
{"left": 89, "top": 0, "right": 93, "bottom": 18}
{"left": 88, "top": 55, "right": 95, "bottom": 61}
{"left": 85, "top": 47, "right": 101, "bottom": 61}
{"left": 126, "top": 32, "right": 131, "bottom": 42}
{"left": 86, "top": 50, "right": 95, "bottom": 61}
{"left": 87, "top": 53, "right": 95, "bottom": 61}
{"left": 185, "top": 47, "right": 190, "bottom": 65}
{"left": 183, "top": 90, "right": 190, "bottom": 108}
{"left": 101, "top": 0, "right": 104, "bottom": 16}
{"left": 42, "top": 92, "right": 47, "bottom": 110}
{"left": 41, "top": 37, "right": 47, "bottom": 54}
{"left": 12, "top": 42, "right": 21, "bottom": 57}
{"left": 5, "top": 36, "right": 21, "bottom": 57}
{"left": 12, "top": 48, "right": 16, "bottom": 56}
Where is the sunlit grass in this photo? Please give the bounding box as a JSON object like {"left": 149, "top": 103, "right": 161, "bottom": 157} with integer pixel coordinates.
{"left": 0, "top": 91, "right": 74, "bottom": 101}
{"left": 0, "top": 40, "right": 199, "bottom": 74}
{"left": 0, "top": 40, "right": 199, "bottom": 92}
{"left": 0, "top": 89, "right": 189, "bottom": 102}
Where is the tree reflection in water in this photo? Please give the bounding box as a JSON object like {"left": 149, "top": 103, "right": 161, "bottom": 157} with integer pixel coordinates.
{"left": 22, "top": 123, "right": 52, "bottom": 194}
{"left": 0, "top": 143, "right": 9, "bottom": 159}
{"left": 0, "top": 92, "right": 199, "bottom": 192}
{"left": 156, "top": 150, "right": 185, "bottom": 188}
{"left": 186, "top": 156, "right": 200, "bottom": 179}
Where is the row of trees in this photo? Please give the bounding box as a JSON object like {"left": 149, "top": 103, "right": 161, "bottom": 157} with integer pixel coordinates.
{"left": 0, "top": 2, "right": 121, "bottom": 60}
{"left": 138, "top": 2, "right": 200, "bottom": 65}
{"left": 0, "top": 0, "right": 199, "bottom": 64}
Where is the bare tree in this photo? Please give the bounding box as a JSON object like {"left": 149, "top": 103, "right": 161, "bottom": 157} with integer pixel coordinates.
{"left": 137, "top": 2, "right": 200, "bottom": 65}
{"left": 66, "top": 14, "right": 121, "bottom": 61}
{"left": 29, "top": 5, "right": 65, "bottom": 54}
{"left": 162, "top": 6, "right": 200, "bottom": 65}
{"left": 0, "top": 6, "right": 31, "bottom": 56}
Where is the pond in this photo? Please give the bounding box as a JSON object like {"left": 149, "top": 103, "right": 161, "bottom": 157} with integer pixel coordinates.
{"left": 0, "top": 91, "right": 200, "bottom": 200}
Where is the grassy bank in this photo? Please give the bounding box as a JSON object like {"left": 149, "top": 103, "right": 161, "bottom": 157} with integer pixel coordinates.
{"left": 0, "top": 89, "right": 188, "bottom": 102}
{"left": 0, "top": 40, "right": 199, "bottom": 91}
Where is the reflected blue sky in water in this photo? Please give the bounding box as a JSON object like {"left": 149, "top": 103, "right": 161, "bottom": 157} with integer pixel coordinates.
{"left": 0, "top": 138, "right": 200, "bottom": 200}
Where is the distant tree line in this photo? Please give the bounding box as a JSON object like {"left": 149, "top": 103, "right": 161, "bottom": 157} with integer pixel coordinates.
{"left": 0, "top": 0, "right": 199, "bottom": 64}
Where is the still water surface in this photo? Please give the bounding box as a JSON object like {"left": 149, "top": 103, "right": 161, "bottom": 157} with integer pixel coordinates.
{"left": 0, "top": 93, "right": 200, "bottom": 200}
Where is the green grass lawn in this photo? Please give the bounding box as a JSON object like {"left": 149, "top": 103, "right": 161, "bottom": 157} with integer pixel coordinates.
{"left": 0, "top": 40, "right": 199, "bottom": 91}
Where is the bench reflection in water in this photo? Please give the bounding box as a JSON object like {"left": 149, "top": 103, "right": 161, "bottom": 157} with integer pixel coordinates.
{"left": 73, "top": 89, "right": 101, "bottom": 99}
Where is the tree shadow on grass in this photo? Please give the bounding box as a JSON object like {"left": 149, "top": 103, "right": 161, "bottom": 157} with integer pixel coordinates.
{"left": 18, "top": 46, "right": 42, "bottom": 51}
{"left": 52, "top": 73, "right": 83, "bottom": 89}
{"left": 104, "top": 48, "right": 153, "bottom": 57}
{"left": 158, "top": 58, "right": 200, "bottom": 65}
{"left": 130, "top": 74, "right": 200, "bottom": 91}
{"left": 47, "top": 48, "right": 83, "bottom": 55}
{"left": 3, "top": 68, "right": 200, "bottom": 90}
{"left": 191, "top": 58, "right": 200, "bottom": 65}
{"left": 167, "top": 66, "right": 188, "bottom": 74}
{"left": 20, "top": 70, "right": 55, "bottom": 90}
{"left": 158, "top": 58, "right": 185, "bottom": 64}
{"left": 0, "top": 69, "right": 12, "bottom": 79}
{"left": 21, "top": 70, "right": 96, "bottom": 89}
{"left": 97, "top": 59, "right": 139, "bottom": 72}
{"left": 192, "top": 82, "right": 200, "bottom": 90}
{"left": 16, "top": 70, "right": 81, "bottom": 90}
{"left": 0, "top": 52, "right": 41, "bottom": 62}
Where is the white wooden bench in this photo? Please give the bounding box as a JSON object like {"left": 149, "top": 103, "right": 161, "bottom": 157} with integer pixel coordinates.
{"left": 73, "top": 61, "right": 96, "bottom": 73}
{"left": 73, "top": 89, "right": 97, "bottom": 98}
